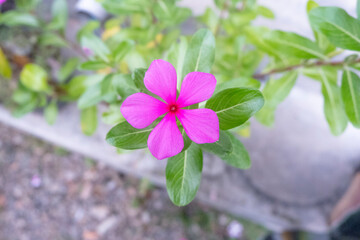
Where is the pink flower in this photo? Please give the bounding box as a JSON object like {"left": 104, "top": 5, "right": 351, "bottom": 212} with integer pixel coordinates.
{"left": 0, "top": 0, "right": 6, "bottom": 4}
{"left": 31, "top": 174, "right": 42, "bottom": 188}
{"left": 82, "top": 47, "right": 93, "bottom": 57}
{"left": 121, "top": 59, "right": 219, "bottom": 160}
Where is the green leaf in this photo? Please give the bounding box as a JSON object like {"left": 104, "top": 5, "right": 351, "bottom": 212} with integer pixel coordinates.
{"left": 263, "top": 30, "right": 326, "bottom": 59}
{"left": 124, "top": 51, "right": 146, "bottom": 72}
{"left": 106, "top": 121, "right": 154, "bottom": 150}
{"left": 76, "top": 20, "right": 100, "bottom": 41}
{"left": 81, "top": 34, "right": 110, "bottom": 62}
{"left": 306, "top": 0, "right": 318, "bottom": 12}
{"left": 98, "top": 74, "right": 118, "bottom": 104}
{"left": 81, "top": 106, "right": 98, "bottom": 136}
{"left": 78, "top": 80, "right": 104, "bottom": 109}
{"left": 132, "top": 68, "right": 148, "bottom": 93}
{"left": 198, "top": 8, "right": 219, "bottom": 33}
{"left": 200, "top": 131, "right": 251, "bottom": 169}
{"left": 101, "top": 0, "right": 148, "bottom": 15}
{"left": 166, "top": 37, "right": 188, "bottom": 88}
{"left": 166, "top": 143, "right": 203, "bottom": 206}
{"left": 306, "top": 1, "right": 336, "bottom": 54}
{"left": 0, "top": 11, "right": 39, "bottom": 27}
{"left": 206, "top": 88, "right": 264, "bottom": 130}
{"left": 0, "top": 47, "right": 12, "bottom": 79}
{"left": 153, "top": 1, "right": 190, "bottom": 25}
{"left": 309, "top": 7, "right": 360, "bottom": 51}
{"left": 256, "top": 72, "right": 298, "bottom": 127}
{"left": 153, "top": 0, "right": 174, "bottom": 21}
{"left": 262, "top": 71, "right": 298, "bottom": 106}
{"left": 12, "top": 97, "right": 38, "bottom": 118}
{"left": 172, "top": 7, "right": 192, "bottom": 25}
{"left": 64, "top": 75, "right": 87, "bottom": 99}
{"left": 357, "top": 0, "right": 360, "bottom": 19}
{"left": 319, "top": 68, "right": 348, "bottom": 135}
{"left": 113, "top": 40, "right": 134, "bottom": 63}
{"left": 44, "top": 100, "right": 58, "bottom": 125}
{"left": 221, "top": 132, "right": 250, "bottom": 169}
{"left": 20, "top": 64, "right": 49, "bottom": 92}
{"left": 200, "top": 130, "right": 232, "bottom": 156}
{"left": 244, "top": 27, "right": 284, "bottom": 59}
{"left": 58, "top": 58, "right": 79, "bottom": 82}
{"left": 78, "top": 76, "right": 117, "bottom": 108}
{"left": 12, "top": 87, "right": 36, "bottom": 104}
{"left": 341, "top": 69, "right": 360, "bottom": 128}
{"left": 257, "top": 6, "right": 274, "bottom": 19}
{"left": 112, "top": 74, "right": 138, "bottom": 99}
{"left": 182, "top": 29, "right": 215, "bottom": 79}
{"left": 102, "top": 104, "right": 124, "bottom": 125}
{"left": 101, "top": 74, "right": 114, "bottom": 96}
{"left": 47, "top": 0, "right": 68, "bottom": 31}
{"left": 80, "top": 60, "right": 109, "bottom": 70}
{"left": 38, "top": 33, "right": 67, "bottom": 47}
{"left": 15, "top": 0, "right": 41, "bottom": 11}
{"left": 180, "top": 127, "right": 192, "bottom": 152}
{"left": 255, "top": 105, "right": 276, "bottom": 127}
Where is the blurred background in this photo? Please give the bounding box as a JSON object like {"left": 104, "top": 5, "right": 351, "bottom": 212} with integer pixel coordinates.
{"left": 1, "top": 0, "right": 360, "bottom": 239}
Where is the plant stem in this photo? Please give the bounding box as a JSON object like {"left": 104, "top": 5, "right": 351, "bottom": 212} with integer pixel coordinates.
{"left": 57, "top": 34, "right": 88, "bottom": 60}
{"left": 252, "top": 58, "right": 360, "bottom": 79}
{"left": 214, "top": 0, "right": 229, "bottom": 36}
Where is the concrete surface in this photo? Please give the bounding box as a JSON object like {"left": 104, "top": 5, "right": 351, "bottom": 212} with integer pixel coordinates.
{"left": 1, "top": 82, "right": 360, "bottom": 232}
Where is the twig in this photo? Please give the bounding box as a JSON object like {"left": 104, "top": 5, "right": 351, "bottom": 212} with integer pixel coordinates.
{"left": 214, "top": 0, "right": 230, "bottom": 36}
{"left": 57, "top": 34, "right": 88, "bottom": 60}
{"left": 252, "top": 58, "right": 360, "bottom": 79}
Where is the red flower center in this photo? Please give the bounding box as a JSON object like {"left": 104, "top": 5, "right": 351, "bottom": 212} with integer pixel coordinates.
{"left": 168, "top": 104, "right": 178, "bottom": 113}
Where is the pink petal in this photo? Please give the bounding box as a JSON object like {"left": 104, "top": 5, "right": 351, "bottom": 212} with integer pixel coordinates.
{"left": 177, "top": 72, "right": 216, "bottom": 107}
{"left": 144, "top": 59, "right": 177, "bottom": 104}
{"left": 177, "top": 109, "right": 219, "bottom": 144}
{"left": 121, "top": 93, "right": 168, "bottom": 129}
{"left": 148, "top": 113, "right": 184, "bottom": 160}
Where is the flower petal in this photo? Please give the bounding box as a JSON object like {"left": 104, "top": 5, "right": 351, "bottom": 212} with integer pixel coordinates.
{"left": 148, "top": 113, "right": 184, "bottom": 160}
{"left": 177, "top": 72, "right": 216, "bottom": 107}
{"left": 144, "top": 59, "right": 177, "bottom": 104}
{"left": 177, "top": 109, "right": 219, "bottom": 144}
{"left": 121, "top": 93, "right": 168, "bottom": 129}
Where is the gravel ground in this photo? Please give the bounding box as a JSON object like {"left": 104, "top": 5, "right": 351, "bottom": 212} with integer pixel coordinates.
{"left": 0, "top": 122, "right": 266, "bottom": 240}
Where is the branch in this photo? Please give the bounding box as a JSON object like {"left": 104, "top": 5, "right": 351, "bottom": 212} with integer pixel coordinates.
{"left": 57, "top": 34, "right": 89, "bottom": 60}
{"left": 214, "top": 0, "right": 230, "bottom": 36}
{"left": 252, "top": 58, "right": 360, "bottom": 79}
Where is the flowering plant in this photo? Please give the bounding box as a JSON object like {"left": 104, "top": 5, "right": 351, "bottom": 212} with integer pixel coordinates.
{"left": 0, "top": 0, "right": 360, "bottom": 205}
{"left": 121, "top": 59, "right": 220, "bottom": 160}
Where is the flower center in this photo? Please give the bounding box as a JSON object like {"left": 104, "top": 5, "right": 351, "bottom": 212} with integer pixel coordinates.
{"left": 169, "top": 104, "right": 178, "bottom": 113}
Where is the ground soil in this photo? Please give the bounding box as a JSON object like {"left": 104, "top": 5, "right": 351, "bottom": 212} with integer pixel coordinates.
{"left": 0, "top": 122, "right": 265, "bottom": 240}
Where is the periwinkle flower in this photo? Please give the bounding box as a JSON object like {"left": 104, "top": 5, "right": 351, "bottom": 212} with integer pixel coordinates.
{"left": 121, "top": 59, "right": 219, "bottom": 159}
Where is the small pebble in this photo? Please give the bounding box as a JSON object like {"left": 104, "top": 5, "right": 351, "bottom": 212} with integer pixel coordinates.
{"left": 218, "top": 214, "right": 228, "bottom": 226}
{"left": 83, "top": 230, "right": 98, "bottom": 240}
{"left": 90, "top": 205, "right": 109, "bottom": 220}
{"left": 141, "top": 211, "right": 151, "bottom": 224}
{"left": 97, "top": 216, "right": 119, "bottom": 236}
